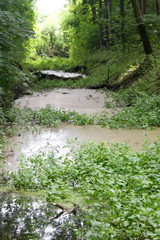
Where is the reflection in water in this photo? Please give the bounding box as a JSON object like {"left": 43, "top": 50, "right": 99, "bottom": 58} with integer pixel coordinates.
{"left": 0, "top": 193, "right": 82, "bottom": 240}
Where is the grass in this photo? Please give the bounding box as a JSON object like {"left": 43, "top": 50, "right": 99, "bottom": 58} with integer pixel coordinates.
{"left": 11, "top": 140, "right": 160, "bottom": 239}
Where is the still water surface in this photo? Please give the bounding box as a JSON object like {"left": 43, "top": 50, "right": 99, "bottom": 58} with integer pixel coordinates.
{"left": 4, "top": 125, "right": 160, "bottom": 172}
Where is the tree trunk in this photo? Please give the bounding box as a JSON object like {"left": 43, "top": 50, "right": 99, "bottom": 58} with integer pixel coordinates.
{"left": 138, "top": 0, "right": 147, "bottom": 14}
{"left": 138, "top": 0, "right": 143, "bottom": 13}
{"left": 98, "top": 0, "right": 106, "bottom": 46}
{"left": 89, "top": 0, "right": 97, "bottom": 22}
{"left": 156, "top": 0, "right": 160, "bottom": 14}
{"left": 107, "top": 0, "right": 112, "bottom": 38}
{"left": 104, "top": 0, "right": 112, "bottom": 47}
{"left": 120, "top": 0, "right": 125, "bottom": 50}
{"left": 82, "top": 0, "right": 88, "bottom": 14}
{"left": 143, "top": 0, "right": 147, "bottom": 14}
{"left": 131, "top": 0, "right": 153, "bottom": 55}
{"left": 155, "top": 0, "right": 160, "bottom": 37}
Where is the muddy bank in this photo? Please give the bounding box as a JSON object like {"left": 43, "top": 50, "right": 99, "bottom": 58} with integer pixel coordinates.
{"left": 4, "top": 125, "right": 160, "bottom": 172}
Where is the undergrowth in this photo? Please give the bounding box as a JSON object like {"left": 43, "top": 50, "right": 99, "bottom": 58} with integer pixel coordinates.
{"left": 109, "top": 94, "right": 160, "bottom": 129}
{"left": 26, "top": 56, "right": 74, "bottom": 71}
{"left": 31, "top": 78, "right": 91, "bottom": 91}
{"left": 11, "top": 140, "right": 160, "bottom": 239}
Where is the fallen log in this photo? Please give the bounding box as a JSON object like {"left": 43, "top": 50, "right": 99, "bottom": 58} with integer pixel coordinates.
{"left": 37, "top": 70, "right": 86, "bottom": 80}
{"left": 50, "top": 202, "right": 80, "bottom": 219}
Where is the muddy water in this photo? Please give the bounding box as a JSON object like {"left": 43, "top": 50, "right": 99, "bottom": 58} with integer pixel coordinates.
{"left": 15, "top": 88, "right": 112, "bottom": 114}
{"left": 4, "top": 125, "right": 160, "bottom": 172}
{"left": 5, "top": 88, "right": 160, "bottom": 170}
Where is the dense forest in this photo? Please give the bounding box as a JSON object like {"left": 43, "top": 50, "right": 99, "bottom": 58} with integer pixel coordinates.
{"left": 0, "top": 0, "right": 160, "bottom": 239}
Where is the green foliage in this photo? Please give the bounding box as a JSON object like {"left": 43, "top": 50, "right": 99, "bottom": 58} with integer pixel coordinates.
{"left": 0, "top": 0, "right": 35, "bottom": 108}
{"left": 26, "top": 56, "right": 74, "bottom": 71}
{"left": 13, "top": 105, "right": 96, "bottom": 127}
{"left": 11, "top": 150, "right": 57, "bottom": 189}
{"left": 11, "top": 140, "right": 160, "bottom": 239}
{"left": 110, "top": 94, "right": 160, "bottom": 129}
{"left": 35, "top": 23, "right": 68, "bottom": 58}
{"left": 60, "top": 3, "right": 100, "bottom": 64}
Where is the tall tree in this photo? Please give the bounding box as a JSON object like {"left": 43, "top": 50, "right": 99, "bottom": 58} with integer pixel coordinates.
{"left": 98, "top": 0, "right": 106, "bottom": 46}
{"left": 120, "top": 0, "right": 125, "bottom": 49}
{"left": 138, "top": 0, "right": 147, "bottom": 14}
{"left": 156, "top": 0, "right": 160, "bottom": 15}
{"left": 104, "top": 0, "right": 112, "bottom": 47}
{"left": 89, "top": 0, "right": 97, "bottom": 22}
{"left": 131, "top": 0, "right": 153, "bottom": 54}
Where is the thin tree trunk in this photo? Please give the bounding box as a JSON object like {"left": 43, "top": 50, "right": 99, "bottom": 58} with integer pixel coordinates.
{"left": 98, "top": 0, "right": 105, "bottom": 46}
{"left": 89, "top": 0, "right": 104, "bottom": 47}
{"left": 120, "top": 0, "right": 125, "bottom": 50}
{"left": 89, "top": 0, "right": 97, "bottom": 22}
{"left": 138, "top": 0, "right": 147, "bottom": 14}
{"left": 104, "top": 0, "right": 111, "bottom": 47}
{"left": 156, "top": 0, "right": 160, "bottom": 14}
{"left": 131, "top": 0, "right": 153, "bottom": 54}
{"left": 82, "top": 0, "right": 88, "bottom": 14}
{"left": 138, "top": 0, "right": 143, "bottom": 13}
{"left": 156, "top": 0, "right": 160, "bottom": 37}
{"left": 143, "top": 0, "right": 147, "bottom": 14}
{"left": 107, "top": 0, "right": 112, "bottom": 37}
